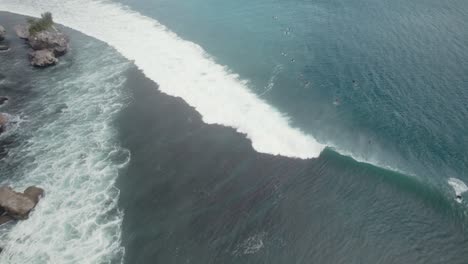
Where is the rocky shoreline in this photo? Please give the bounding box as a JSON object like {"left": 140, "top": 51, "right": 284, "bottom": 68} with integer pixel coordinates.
{"left": 0, "top": 12, "right": 69, "bottom": 134}
{"left": 0, "top": 12, "right": 69, "bottom": 242}
{"left": 0, "top": 186, "right": 44, "bottom": 224}
{"left": 14, "top": 15, "right": 69, "bottom": 67}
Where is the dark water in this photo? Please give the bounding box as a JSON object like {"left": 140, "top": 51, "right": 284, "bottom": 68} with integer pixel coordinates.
{"left": 116, "top": 68, "right": 468, "bottom": 263}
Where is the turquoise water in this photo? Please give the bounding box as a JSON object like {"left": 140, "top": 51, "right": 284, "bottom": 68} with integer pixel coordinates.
{"left": 119, "top": 0, "right": 468, "bottom": 184}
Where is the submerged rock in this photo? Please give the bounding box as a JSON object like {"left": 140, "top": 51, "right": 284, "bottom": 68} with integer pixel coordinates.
{"left": 0, "top": 25, "right": 5, "bottom": 41}
{"left": 14, "top": 24, "right": 29, "bottom": 39}
{"left": 29, "top": 49, "right": 58, "bottom": 67}
{"left": 29, "top": 30, "right": 69, "bottom": 56}
{"left": 0, "top": 186, "right": 36, "bottom": 220}
{"left": 0, "top": 96, "right": 8, "bottom": 106}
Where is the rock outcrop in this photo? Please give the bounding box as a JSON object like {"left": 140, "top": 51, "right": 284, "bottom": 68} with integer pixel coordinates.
{"left": 0, "top": 186, "right": 44, "bottom": 221}
{"left": 29, "top": 49, "right": 58, "bottom": 67}
{"left": 23, "top": 186, "right": 45, "bottom": 204}
{"left": 0, "top": 113, "right": 7, "bottom": 133}
{"left": 14, "top": 24, "right": 29, "bottom": 39}
{"left": 0, "top": 187, "right": 36, "bottom": 219}
{"left": 29, "top": 30, "right": 68, "bottom": 56}
{"left": 0, "top": 25, "right": 5, "bottom": 41}
{"left": 15, "top": 23, "right": 69, "bottom": 67}
{"left": 0, "top": 25, "right": 7, "bottom": 51}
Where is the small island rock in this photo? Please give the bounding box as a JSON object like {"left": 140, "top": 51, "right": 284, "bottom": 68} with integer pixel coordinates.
{"left": 0, "top": 186, "right": 36, "bottom": 219}
{"left": 15, "top": 13, "right": 70, "bottom": 67}
{"left": 14, "top": 24, "right": 29, "bottom": 39}
{"left": 29, "top": 49, "right": 58, "bottom": 67}
{"left": 29, "top": 30, "right": 69, "bottom": 56}
{"left": 0, "top": 25, "right": 5, "bottom": 41}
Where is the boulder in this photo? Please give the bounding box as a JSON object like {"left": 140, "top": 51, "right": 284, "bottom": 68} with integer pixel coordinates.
{"left": 0, "top": 113, "right": 7, "bottom": 133}
{"left": 0, "top": 25, "right": 5, "bottom": 41}
{"left": 29, "top": 49, "right": 58, "bottom": 67}
{"left": 23, "top": 186, "right": 44, "bottom": 204}
{"left": 28, "top": 29, "right": 69, "bottom": 56}
{"left": 0, "top": 186, "right": 36, "bottom": 219}
{"left": 14, "top": 24, "right": 29, "bottom": 39}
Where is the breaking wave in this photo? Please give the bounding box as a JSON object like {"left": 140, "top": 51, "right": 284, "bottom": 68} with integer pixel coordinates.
{"left": 0, "top": 0, "right": 325, "bottom": 159}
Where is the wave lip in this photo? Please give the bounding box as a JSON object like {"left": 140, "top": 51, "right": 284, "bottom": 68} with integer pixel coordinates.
{"left": 0, "top": 0, "right": 325, "bottom": 159}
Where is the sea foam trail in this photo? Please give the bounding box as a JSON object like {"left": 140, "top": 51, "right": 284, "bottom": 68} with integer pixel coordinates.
{"left": 0, "top": 34, "right": 130, "bottom": 263}
{"left": 0, "top": 0, "right": 325, "bottom": 159}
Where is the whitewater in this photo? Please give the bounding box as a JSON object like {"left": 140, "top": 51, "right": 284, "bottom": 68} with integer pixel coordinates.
{"left": 0, "top": 20, "right": 130, "bottom": 263}
{"left": 0, "top": 0, "right": 325, "bottom": 159}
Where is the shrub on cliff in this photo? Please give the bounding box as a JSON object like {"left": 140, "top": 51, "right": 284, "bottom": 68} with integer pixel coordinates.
{"left": 28, "top": 12, "right": 54, "bottom": 35}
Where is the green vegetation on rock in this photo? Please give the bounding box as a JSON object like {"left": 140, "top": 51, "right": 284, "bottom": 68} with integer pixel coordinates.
{"left": 28, "top": 12, "right": 54, "bottom": 35}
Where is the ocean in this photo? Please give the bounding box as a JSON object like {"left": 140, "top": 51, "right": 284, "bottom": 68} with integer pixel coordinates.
{"left": 0, "top": 0, "right": 467, "bottom": 263}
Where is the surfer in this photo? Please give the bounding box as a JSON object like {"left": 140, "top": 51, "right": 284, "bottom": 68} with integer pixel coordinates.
{"left": 456, "top": 194, "right": 462, "bottom": 201}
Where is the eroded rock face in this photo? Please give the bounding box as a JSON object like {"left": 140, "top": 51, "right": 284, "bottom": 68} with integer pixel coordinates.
{"left": 0, "top": 25, "right": 5, "bottom": 41}
{"left": 29, "top": 30, "right": 69, "bottom": 56}
{"left": 15, "top": 23, "right": 69, "bottom": 67}
{"left": 0, "top": 186, "right": 36, "bottom": 220}
{"left": 0, "top": 215, "right": 14, "bottom": 226}
{"left": 14, "top": 24, "right": 29, "bottom": 39}
{"left": 29, "top": 49, "right": 58, "bottom": 67}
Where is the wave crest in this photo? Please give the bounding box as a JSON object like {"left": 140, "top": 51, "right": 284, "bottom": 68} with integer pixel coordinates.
{"left": 0, "top": 0, "right": 325, "bottom": 159}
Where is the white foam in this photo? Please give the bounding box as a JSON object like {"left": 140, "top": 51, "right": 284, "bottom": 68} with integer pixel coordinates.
{"left": 259, "top": 64, "right": 283, "bottom": 97}
{"left": 0, "top": 113, "right": 24, "bottom": 138}
{"left": 0, "top": 0, "right": 325, "bottom": 159}
{"left": 233, "top": 232, "right": 266, "bottom": 256}
{"left": 0, "top": 39, "right": 129, "bottom": 263}
{"left": 448, "top": 178, "right": 468, "bottom": 196}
